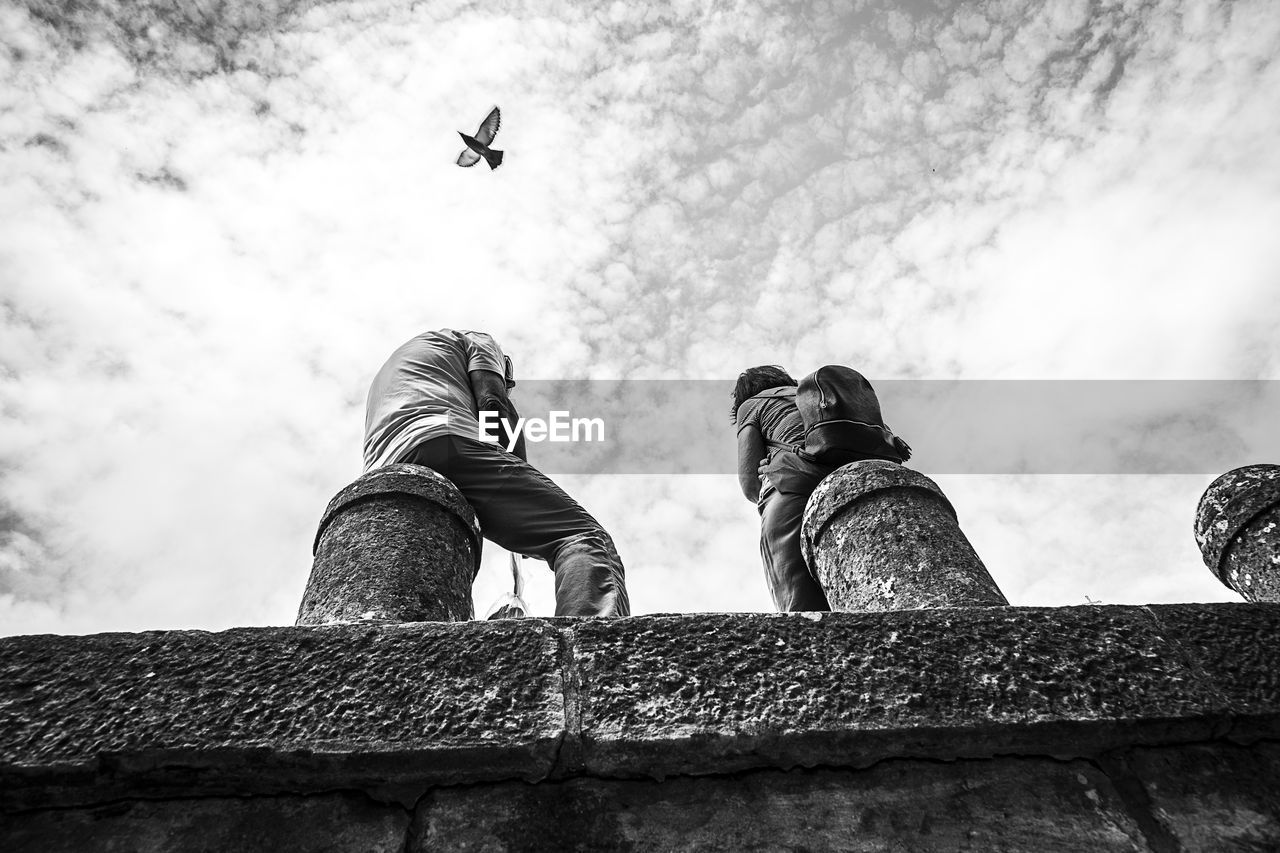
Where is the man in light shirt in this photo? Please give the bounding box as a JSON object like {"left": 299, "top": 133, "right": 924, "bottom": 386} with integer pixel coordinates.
{"left": 364, "top": 328, "right": 629, "bottom": 617}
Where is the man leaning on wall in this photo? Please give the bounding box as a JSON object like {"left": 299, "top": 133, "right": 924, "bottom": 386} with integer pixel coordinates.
{"left": 364, "top": 328, "right": 630, "bottom": 617}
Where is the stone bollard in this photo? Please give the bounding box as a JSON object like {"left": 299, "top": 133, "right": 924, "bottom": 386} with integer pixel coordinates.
{"left": 801, "top": 459, "right": 1008, "bottom": 611}
{"left": 297, "top": 464, "right": 483, "bottom": 625}
{"left": 1194, "top": 464, "right": 1280, "bottom": 603}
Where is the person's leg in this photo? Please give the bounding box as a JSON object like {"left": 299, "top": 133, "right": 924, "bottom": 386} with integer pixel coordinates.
{"left": 405, "top": 436, "right": 629, "bottom": 617}
{"left": 758, "top": 484, "right": 830, "bottom": 612}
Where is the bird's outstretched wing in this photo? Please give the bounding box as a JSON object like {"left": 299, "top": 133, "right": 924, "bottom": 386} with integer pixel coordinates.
{"left": 456, "top": 148, "right": 481, "bottom": 167}
{"left": 473, "top": 107, "right": 501, "bottom": 146}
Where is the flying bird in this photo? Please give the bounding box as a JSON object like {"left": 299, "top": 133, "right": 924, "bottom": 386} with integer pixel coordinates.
{"left": 456, "top": 106, "right": 504, "bottom": 170}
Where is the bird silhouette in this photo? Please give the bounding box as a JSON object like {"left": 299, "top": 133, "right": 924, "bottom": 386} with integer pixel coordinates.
{"left": 456, "top": 106, "right": 504, "bottom": 170}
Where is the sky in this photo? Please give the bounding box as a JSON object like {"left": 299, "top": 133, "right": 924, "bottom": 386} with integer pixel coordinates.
{"left": 2, "top": 0, "right": 1278, "bottom": 635}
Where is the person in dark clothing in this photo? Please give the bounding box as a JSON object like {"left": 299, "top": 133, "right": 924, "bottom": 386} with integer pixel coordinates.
{"left": 732, "top": 366, "right": 831, "bottom": 612}
{"left": 733, "top": 364, "right": 913, "bottom": 612}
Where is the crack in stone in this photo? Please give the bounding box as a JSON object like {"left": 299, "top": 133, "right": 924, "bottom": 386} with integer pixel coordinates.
{"left": 1141, "top": 604, "right": 1235, "bottom": 728}
{"left": 550, "top": 625, "right": 584, "bottom": 778}
{"left": 1090, "top": 752, "right": 1183, "bottom": 853}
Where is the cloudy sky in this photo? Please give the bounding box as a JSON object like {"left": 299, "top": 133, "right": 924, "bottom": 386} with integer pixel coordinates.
{"left": 2, "top": 0, "right": 1277, "bottom": 635}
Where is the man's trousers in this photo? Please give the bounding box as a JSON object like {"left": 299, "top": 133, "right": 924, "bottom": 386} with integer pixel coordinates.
{"left": 404, "top": 435, "right": 630, "bottom": 617}
{"left": 757, "top": 481, "right": 831, "bottom": 612}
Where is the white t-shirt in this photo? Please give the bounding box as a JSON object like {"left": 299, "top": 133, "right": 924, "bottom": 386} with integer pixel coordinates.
{"left": 363, "top": 329, "right": 507, "bottom": 470}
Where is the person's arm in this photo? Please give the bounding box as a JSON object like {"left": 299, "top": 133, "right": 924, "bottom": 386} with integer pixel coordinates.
{"left": 469, "top": 369, "right": 527, "bottom": 461}
{"left": 737, "top": 424, "right": 767, "bottom": 503}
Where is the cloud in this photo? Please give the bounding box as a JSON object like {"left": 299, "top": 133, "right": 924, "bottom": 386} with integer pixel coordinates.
{"left": 2, "top": 0, "right": 1273, "bottom": 634}
{"left": 547, "top": 0, "right": 1280, "bottom": 379}
{"left": 941, "top": 474, "right": 1235, "bottom": 607}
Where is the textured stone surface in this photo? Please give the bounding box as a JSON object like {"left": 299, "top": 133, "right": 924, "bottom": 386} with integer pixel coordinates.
{"left": 11, "top": 744, "right": 1280, "bottom": 852}
{"left": 802, "top": 460, "right": 1008, "bottom": 610}
{"left": 3, "top": 605, "right": 1280, "bottom": 815}
{"left": 1194, "top": 463, "right": 1280, "bottom": 602}
{"left": 0, "top": 620, "right": 564, "bottom": 809}
{"left": 1145, "top": 603, "right": 1280, "bottom": 740}
{"left": 298, "top": 464, "right": 482, "bottom": 625}
{"left": 1129, "top": 741, "right": 1280, "bottom": 852}
{"left": 1220, "top": 504, "right": 1280, "bottom": 603}
{"left": 5, "top": 792, "right": 408, "bottom": 853}
{"left": 569, "top": 608, "right": 1238, "bottom": 779}
{"left": 414, "top": 758, "right": 1150, "bottom": 852}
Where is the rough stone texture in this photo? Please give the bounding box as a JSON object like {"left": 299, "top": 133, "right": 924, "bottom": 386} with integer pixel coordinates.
{"left": 1144, "top": 603, "right": 1280, "bottom": 742}
{"left": 569, "top": 608, "right": 1243, "bottom": 780}
{"left": 11, "top": 744, "right": 1280, "bottom": 852}
{"left": 5, "top": 792, "right": 409, "bottom": 853}
{"left": 1194, "top": 463, "right": 1280, "bottom": 603}
{"left": 0, "top": 620, "right": 564, "bottom": 810}
{"left": 3, "top": 605, "right": 1280, "bottom": 819}
{"left": 802, "top": 460, "right": 1009, "bottom": 610}
{"left": 1217, "top": 503, "right": 1280, "bottom": 605}
{"left": 412, "top": 758, "right": 1152, "bottom": 853}
{"left": 298, "top": 464, "right": 483, "bottom": 625}
{"left": 1128, "top": 741, "right": 1280, "bottom": 852}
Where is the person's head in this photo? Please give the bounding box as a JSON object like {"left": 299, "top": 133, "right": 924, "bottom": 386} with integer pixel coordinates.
{"left": 731, "top": 365, "right": 797, "bottom": 423}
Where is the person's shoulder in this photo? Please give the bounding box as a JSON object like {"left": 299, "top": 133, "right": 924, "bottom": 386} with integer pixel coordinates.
{"left": 743, "top": 386, "right": 797, "bottom": 415}
{"left": 381, "top": 330, "right": 471, "bottom": 367}
{"left": 735, "top": 395, "right": 765, "bottom": 430}
{"left": 401, "top": 328, "right": 500, "bottom": 352}
{"left": 453, "top": 329, "right": 504, "bottom": 350}
{"left": 423, "top": 327, "right": 469, "bottom": 343}
{"left": 390, "top": 329, "right": 453, "bottom": 349}
{"left": 757, "top": 386, "right": 796, "bottom": 401}
{"left": 744, "top": 386, "right": 798, "bottom": 428}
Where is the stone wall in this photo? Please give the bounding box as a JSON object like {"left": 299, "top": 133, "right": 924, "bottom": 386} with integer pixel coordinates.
{"left": 3, "top": 605, "right": 1280, "bottom": 851}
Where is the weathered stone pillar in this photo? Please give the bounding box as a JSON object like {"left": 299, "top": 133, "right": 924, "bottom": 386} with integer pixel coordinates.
{"left": 1195, "top": 464, "right": 1280, "bottom": 603}
{"left": 801, "top": 460, "right": 1008, "bottom": 611}
{"left": 297, "top": 464, "right": 482, "bottom": 625}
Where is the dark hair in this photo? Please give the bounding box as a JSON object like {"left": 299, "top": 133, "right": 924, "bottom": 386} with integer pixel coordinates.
{"left": 731, "top": 365, "right": 797, "bottom": 424}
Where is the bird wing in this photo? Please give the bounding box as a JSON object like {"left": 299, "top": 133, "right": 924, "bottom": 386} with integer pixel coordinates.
{"left": 473, "top": 106, "right": 501, "bottom": 146}
{"left": 456, "top": 148, "right": 481, "bottom": 167}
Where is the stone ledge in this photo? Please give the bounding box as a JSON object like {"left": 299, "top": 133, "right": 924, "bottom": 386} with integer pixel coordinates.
{"left": 0, "top": 621, "right": 566, "bottom": 809}
{"left": 10, "top": 743, "right": 1280, "bottom": 852}
{"left": 1, "top": 604, "right": 1278, "bottom": 810}
{"left": 414, "top": 753, "right": 1160, "bottom": 852}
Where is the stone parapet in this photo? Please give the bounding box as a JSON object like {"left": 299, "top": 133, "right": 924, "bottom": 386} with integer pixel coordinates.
{"left": 802, "top": 461, "right": 1008, "bottom": 610}
{"left": 1195, "top": 463, "right": 1280, "bottom": 603}
{"left": 297, "top": 464, "right": 482, "bottom": 625}
{"left": 0, "top": 620, "right": 565, "bottom": 811}
{"left": 3, "top": 604, "right": 1278, "bottom": 813}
